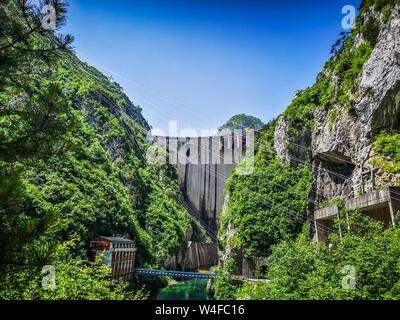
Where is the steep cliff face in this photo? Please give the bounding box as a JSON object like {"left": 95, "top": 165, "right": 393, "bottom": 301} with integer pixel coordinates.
{"left": 218, "top": 1, "right": 400, "bottom": 268}
{"left": 274, "top": 115, "right": 312, "bottom": 163}
{"left": 311, "top": 3, "right": 400, "bottom": 211}
{"left": 272, "top": 3, "right": 400, "bottom": 212}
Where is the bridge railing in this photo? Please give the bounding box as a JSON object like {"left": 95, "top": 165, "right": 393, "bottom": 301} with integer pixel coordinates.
{"left": 134, "top": 268, "right": 219, "bottom": 280}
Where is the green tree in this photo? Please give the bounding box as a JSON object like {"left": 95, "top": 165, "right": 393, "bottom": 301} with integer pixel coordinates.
{"left": 217, "top": 211, "right": 400, "bottom": 300}
{"left": 0, "top": 0, "right": 79, "bottom": 298}
{"left": 218, "top": 114, "right": 264, "bottom": 133}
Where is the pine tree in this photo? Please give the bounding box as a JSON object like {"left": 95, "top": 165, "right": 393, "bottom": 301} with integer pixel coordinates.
{"left": 0, "top": 0, "right": 74, "bottom": 298}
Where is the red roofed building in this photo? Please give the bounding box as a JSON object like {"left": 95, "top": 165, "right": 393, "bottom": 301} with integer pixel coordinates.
{"left": 89, "top": 236, "right": 137, "bottom": 281}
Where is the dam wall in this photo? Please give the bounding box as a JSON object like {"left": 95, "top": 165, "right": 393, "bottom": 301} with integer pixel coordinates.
{"left": 151, "top": 131, "right": 255, "bottom": 234}
{"left": 183, "top": 242, "right": 219, "bottom": 271}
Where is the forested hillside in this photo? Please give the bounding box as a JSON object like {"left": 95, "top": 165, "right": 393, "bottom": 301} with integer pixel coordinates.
{"left": 0, "top": 0, "right": 204, "bottom": 299}
{"left": 218, "top": 114, "right": 264, "bottom": 133}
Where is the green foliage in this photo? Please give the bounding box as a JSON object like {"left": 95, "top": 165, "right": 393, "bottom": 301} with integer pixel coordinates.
{"left": 0, "top": 1, "right": 77, "bottom": 295}
{"left": 1, "top": 240, "right": 147, "bottom": 300}
{"left": 219, "top": 141, "right": 312, "bottom": 257}
{"left": 361, "top": 17, "right": 380, "bottom": 46}
{"left": 219, "top": 114, "right": 264, "bottom": 133}
{"left": 382, "top": 4, "right": 395, "bottom": 23}
{"left": 225, "top": 258, "right": 238, "bottom": 274}
{"left": 334, "top": 42, "right": 373, "bottom": 110}
{"left": 360, "top": 0, "right": 400, "bottom": 13}
{"left": 212, "top": 266, "right": 242, "bottom": 300}
{"left": 0, "top": 0, "right": 194, "bottom": 299}
{"left": 371, "top": 131, "right": 400, "bottom": 173}
{"left": 322, "top": 0, "right": 399, "bottom": 111}
{"left": 282, "top": 76, "right": 332, "bottom": 139}
{"left": 216, "top": 212, "right": 400, "bottom": 300}
{"left": 0, "top": 82, "right": 74, "bottom": 163}
{"left": 318, "top": 197, "right": 344, "bottom": 210}
{"left": 215, "top": 0, "right": 400, "bottom": 301}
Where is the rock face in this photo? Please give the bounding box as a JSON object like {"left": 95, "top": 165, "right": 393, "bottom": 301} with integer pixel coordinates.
{"left": 274, "top": 115, "right": 312, "bottom": 163}
{"left": 310, "top": 9, "right": 400, "bottom": 211}
{"left": 274, "top": 116, "right": 291, "bottom": 162}
{"left": 217, "top": 195, "right": 244, "bottom": 273}
{"left": 270, "top": 7, "right": 400, "bottom": 219}
{"left": 217, "top": 2, "right": 400, "bottom": 273}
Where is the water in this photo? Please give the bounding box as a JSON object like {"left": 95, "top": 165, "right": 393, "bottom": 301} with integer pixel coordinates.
{"left": 151, "top": 266, "right": 216, "bottom": 300}
{"left": 151, "top": 277, "right": 215, "bottom": 300}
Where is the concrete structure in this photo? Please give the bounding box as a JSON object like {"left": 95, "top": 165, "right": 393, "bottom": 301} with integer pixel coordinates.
{"left": 314, "top": 187, "right": 400, "bottom": 242}
{"left": 152, "top": 131, "right": 256, "bottom": 234}
{"left": 183, "top": 241, "right": 219, "bottom": 271}
{"left": 89, "top": 236, "right": 137, "bottom": 281}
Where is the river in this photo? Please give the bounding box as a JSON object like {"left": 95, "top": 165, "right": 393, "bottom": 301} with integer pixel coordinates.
{"left": 151, "top": 267, "right": 215, "bottom": 300}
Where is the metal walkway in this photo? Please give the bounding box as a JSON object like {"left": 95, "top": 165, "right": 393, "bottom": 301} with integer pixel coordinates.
{"left": 134, "top": 268, "right": 219, "bottom": 279}
{"left": 134, "top": 268, "right": 270, "bottom": 283}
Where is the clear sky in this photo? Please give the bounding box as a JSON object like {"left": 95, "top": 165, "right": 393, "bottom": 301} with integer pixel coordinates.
{"left": 61, "top": 0, "right": 361, "bottom": 136}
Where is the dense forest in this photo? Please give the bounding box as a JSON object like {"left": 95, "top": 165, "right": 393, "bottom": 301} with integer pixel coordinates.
{"left": 0, "top": 0, "right": 206, "bottom": 299}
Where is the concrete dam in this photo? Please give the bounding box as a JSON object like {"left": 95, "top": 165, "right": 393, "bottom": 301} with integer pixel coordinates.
{"left": 150, "top": 131, "right": 255, "bottom": 235}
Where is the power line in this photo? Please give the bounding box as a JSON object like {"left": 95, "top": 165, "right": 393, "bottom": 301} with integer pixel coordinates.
{"left": 64, "top": 56, "right": 332, "bottom": 238}
{"left": 56, "top": 37, "right": 392, "bottom": 239}
{"left": 55, "top": 51, "right": 219, "bottom": 240}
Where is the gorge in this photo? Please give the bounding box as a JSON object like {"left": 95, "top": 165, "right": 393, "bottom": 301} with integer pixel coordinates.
{"left": 2, "top": 0, "right": 400, "bottom": 302}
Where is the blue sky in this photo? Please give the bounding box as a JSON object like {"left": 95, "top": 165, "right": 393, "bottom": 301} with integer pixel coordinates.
{"left": 61, "top": 0, "right": 361, "bottom": 136}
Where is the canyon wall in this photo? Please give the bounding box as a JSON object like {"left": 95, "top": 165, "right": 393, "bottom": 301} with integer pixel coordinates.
{"left": 272, "top": 5, "right": 400, "bottom": 232}
{"left": 217, "top": 3, "right": 400, "bottom": 272}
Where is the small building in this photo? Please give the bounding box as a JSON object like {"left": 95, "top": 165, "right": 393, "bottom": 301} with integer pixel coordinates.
{"left": 89, "top": 236, "right": 137, "bottom": 281}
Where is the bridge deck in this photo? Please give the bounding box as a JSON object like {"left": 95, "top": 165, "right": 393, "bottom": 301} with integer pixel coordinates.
{"left": 134, "top": 268, "right": 270, "bottom": 283}
{"left": 134, "top": 268, "right": 219, "bottom": 279}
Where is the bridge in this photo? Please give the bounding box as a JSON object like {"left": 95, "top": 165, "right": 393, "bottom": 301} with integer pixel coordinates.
{"left": 134, "top": 268, "right": 219, "bottom": 280}
{"left": 133, "top": 268, "right": 270, "bottom": 283}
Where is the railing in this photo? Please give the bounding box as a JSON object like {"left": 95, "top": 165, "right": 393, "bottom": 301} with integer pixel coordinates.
{"left": 134, "top": 268, "right": 270, "bottom": 282}
{"left": 134, "top": 268, "right": 219, "bottom": 279}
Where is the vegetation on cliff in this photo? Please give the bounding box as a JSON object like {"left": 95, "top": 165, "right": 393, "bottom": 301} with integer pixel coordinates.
{"left": 217, "top": 211, "right": 400, "bottom": 300}
{"left": 371, "top": 131, "right": 400, "bottom": 175}
{"left": 219, "top": 126, "right": 312, "bottom": 259}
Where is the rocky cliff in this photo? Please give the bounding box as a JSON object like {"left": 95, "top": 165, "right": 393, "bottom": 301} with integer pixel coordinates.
{"left": 274, "top": 2, "right": 400, "bottom": 217}
{"left": 218, "top": 0, "right": 400, "bottom": 269}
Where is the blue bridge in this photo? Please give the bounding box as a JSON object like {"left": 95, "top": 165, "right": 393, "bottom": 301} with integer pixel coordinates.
{"left": 134, "top": 268, "right": 219, "bottom": 280}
